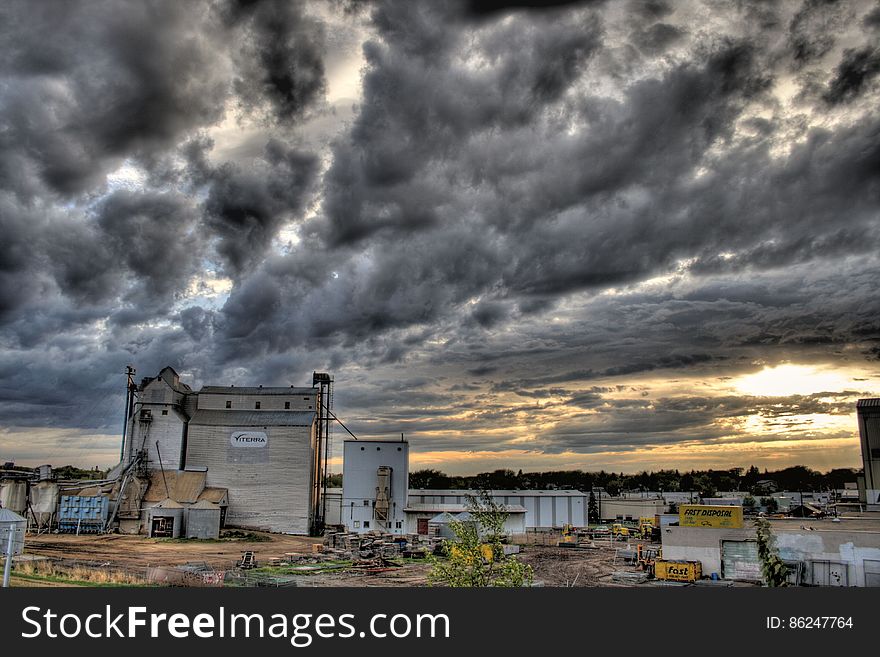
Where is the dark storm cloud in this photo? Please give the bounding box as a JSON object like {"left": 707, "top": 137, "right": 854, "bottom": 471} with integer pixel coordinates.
{"left": 1, "top": 1, "right": 878, "bottom": 471}
{"left": 788, "top": 0, "right": 849, "bottom": 65}
{"left": 226, "top": 0, "right": 327, "bottom": 123}
{"left": 96, "top": 191, "right": 202, "bottom": 300}
{"left": 202, "top": 139, "right": 320, "bottom": 275}
{"left": 824, "top": 46, "right": 880, "bottom": 104}
{"left": 864, "top": 4, "right": 880, "bottom": 27}
{"left": 321, "top": 1, "right": 603, "bottom": 244}
{"left": 0, "top": 1, "right": 231, "bottom": 199}
{"left": 630, "top": 23, "right": 686, "bottom": 56}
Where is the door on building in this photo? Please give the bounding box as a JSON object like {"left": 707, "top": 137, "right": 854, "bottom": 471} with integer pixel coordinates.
{"left": 864, "top": 559, "right": 880, "bottom": 587}
{"left": 151, "top": 517, "right": 174, "bottom": 538}
{"left": 417, "top": 518, "right": 429, "bottom": 535}
{"left": 810, "top": 560, "right": 848, "bottom": 586}
{"left": 721, "top": 540, "right": 762, "bottom": 582}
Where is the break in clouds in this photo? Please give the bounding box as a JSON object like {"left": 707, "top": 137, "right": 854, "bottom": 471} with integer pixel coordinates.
{"left": 0, "top": 0, "right": 879, "bottom": 473}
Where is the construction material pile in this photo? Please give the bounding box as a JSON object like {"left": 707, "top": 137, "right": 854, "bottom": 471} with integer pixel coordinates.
{"left": 322, "top": 531, "right": 443, "bottom": 560}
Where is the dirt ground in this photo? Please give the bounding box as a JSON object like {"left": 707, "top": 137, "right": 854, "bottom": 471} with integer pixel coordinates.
{"left": 18, "top": 531, "right": 649, "bottom": 587}
{"left": 23, "top": 531, "right": 322, "bottom": 570}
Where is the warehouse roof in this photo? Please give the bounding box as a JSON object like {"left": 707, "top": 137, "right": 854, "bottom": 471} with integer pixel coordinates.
{"left": 408, "top": 489, "right": 588, "bottom": 497}
{"left": 143, "top": 470, "right": 207, "bottom": 504}
{"left": 199, "top": 386, "right": 316, "bottom": 396}
{"left": 189, "top": 500, "right": 221, "bottom": 510}
{"left": 197, "top": 487, "right": 229, "bottom": 505}
{"left": 189, "top": 409, "right": 316, "bottom": 427}
{"left": 405, "top": 503, "right": 527, "bottom": 514}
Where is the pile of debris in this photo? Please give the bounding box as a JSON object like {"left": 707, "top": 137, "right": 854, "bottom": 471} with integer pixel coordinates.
{"left": 322, "top": 531, "right": 443, "bottom": 560}
{"left": 610, "top": 571, "right": 650, "bottom": 585}
{"left": 146, "top": 562, "right": 224, "bottom": 587}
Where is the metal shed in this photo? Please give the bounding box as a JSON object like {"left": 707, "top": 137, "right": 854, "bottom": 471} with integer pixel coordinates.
{"left": 148, "top": 498, "right": 184, "bottom": 538}
{"left": 184, "top": 500, "right": 221, "bottom": 539}
{"left": 427, "top": 512, "right": 459, "bottom": 539}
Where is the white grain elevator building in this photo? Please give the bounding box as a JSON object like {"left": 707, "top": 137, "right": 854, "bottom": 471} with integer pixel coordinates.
{"left": 342, "top": 439, "right": 408, "bottom": 534}
{"left": 120, "top": 367, "right": 330, "bottom": 535}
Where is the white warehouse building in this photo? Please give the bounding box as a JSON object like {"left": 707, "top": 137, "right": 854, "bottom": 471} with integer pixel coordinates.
{"left": 407, "top": 489, "right": 588, "bottom": 529}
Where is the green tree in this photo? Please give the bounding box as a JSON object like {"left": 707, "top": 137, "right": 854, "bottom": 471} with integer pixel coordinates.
{"left": 760, "top": 497, "right": 778, "bottom": 513}
{"left": 409, "top": 469, "right": 451, "bottom": 489}
{"left": 755, "top": 516, "right": 789, "bottom": 587}
{"left": 428, "top": 491, "right": 533, "bottom": 587}
{"left": 742, "top": 496, "right": 757, "bottom": 512}
{"left": 692, "top": 474, "right": 716, "bottom": 498}
{"left": 588, "top": 490, "right": 599, "bottom": 524}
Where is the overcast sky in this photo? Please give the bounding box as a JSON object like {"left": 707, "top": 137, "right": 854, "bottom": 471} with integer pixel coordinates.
{"left": 1, "top": 0, "right": 879, "bottom": 474}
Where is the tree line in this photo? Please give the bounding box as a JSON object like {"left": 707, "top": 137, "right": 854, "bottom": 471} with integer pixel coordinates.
{"left": 405, "top": 465, "right": 861, "bottom": 497}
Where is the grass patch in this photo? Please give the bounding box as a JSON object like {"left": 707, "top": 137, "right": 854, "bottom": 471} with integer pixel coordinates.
{"left": 220, "top": 529, "right": 273, "bottom": 542}
{"left": 12, "top": 561, "right": 150, "bottom": 587}
{"left": 149, "top": 529, "right": 272, "bottom": 544}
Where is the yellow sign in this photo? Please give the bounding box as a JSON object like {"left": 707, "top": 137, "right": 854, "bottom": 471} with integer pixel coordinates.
{"left": 679, "top": 505, "right": 743, "bottom": 529}
{"left": 654, "top": 560, "right": 702, "bottom": 582}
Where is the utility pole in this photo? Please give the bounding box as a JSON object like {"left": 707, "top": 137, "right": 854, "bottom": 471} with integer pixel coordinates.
{"left": 120, "top": 366, "right": 135, "bottom": 462}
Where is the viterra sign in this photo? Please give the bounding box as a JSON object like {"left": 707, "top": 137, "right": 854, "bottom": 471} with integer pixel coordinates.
{"left": 229, "top": 431, "right": 268, "bottom": 447}
{"left": 679, "top": 505, "right": 744, "bottom": 529}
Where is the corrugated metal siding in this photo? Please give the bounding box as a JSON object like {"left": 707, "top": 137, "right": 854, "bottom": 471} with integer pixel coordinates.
{"left": 721, "top": 540, "right": 761, "bottom": 581}
{"left": 185, "top": 421, "right": 315, "bottom": 534}
{"left": 127, "top": 407, "right": 188, "bottom": 470}
{"left": 190, "top": 410, "right": 315, "bottom": 426}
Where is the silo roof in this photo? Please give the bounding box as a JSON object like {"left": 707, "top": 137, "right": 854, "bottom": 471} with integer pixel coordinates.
{"left": 189, "top": 500, "right": 221, "bottom": 510}
{"left": 199, "top": 386, "right": 316, "bottom": 396}
{"left": 154, "top": 498, "right": 184, "bottom": 509}
{"left": 0, "top": 508, "right": 26, "bottom": 523}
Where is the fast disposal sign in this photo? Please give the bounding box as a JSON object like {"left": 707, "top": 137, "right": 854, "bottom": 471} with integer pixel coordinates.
{"left": 679, "top": 504, "right": 744, "bottom": 528}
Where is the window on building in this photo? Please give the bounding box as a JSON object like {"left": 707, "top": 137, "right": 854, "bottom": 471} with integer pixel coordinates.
{"left": 353, "top": 521, "right": 360, "bottom": 528}
{"left": 255, "top": 401, "right": 261, "bottom": 409}
{"left": 363, "top": 500, "right": 370, "bottom": 506}
{"left": 284, "top": 401, "right": 290, "bottom": 409}
{"left": 225, "top": 400, "right": 231, "bottom": 409}
{"left": 363, "top": 521, "right": 370, "bottom": 528}
{"left": 395, "top": 521, "right": 402, "bottom": 529}
{"left": 303, "top": 396, "right": 310, "bottom": 400}
{"left": 161, "top": 410, "right": 168, "bottom": 416}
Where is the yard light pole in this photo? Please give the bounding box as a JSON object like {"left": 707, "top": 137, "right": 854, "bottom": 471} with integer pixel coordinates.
{"left": 2, "top": 526, "right": 15, "bottom": 588}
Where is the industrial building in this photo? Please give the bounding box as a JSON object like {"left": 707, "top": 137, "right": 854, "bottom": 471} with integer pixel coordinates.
{"left": 403, "top": 503, "right": 527, "bottom": 536}
{"left": 857, "top": 398, "right": 880, "bottom": 506}
{"left": 341, "top": 439, "right": 409, "bottom": 534}
{"left": 407, "top": 489, "right": 588, "bottom": 529}
{"left": 661, "top": 517, "right": 880, "bottom": 586}
{"left": 599, "top": 497, "right": 666, "bottom": 522}
{"left": 110, "top": 366, "right": 334, "bottom": 535}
